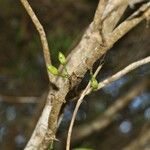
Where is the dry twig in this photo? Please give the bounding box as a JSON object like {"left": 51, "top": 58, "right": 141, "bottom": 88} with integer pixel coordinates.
{"left": 20, "top": 0, "right": 53, "bottom": 81}
{"left": 66, "top": 65, "right": 103, "bottom": 150}
{"left": 97, "top": 56, "right": 150, "bottom": 91}
{"left": 66, "top": 56, "right": 150, "bottom": 149}
{"left": 106, "top": 2, "right": 150, "bottom": 46}
{"left": 71, "top": 79, "right": 147, "bottom": 143}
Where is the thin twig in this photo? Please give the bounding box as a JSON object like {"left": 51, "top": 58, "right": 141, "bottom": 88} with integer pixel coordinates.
{"left": 71, "top": 79, "right": 147, "bottom": 142}
{"left": 66, "top": 56, "right": 150, "bottom": 150}
{"left": 20, "top": 0, "right": 52, "bottom": 81}
{"left": 97, "top": 56, "right": 150, "bottom": 91}
{"left": 106, "top": 2, "right": 150, "bottom": 46}
{"left": 66, "top": 65, "right": 103, "bottom": 150}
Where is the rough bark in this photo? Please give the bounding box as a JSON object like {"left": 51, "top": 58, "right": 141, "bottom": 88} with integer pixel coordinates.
{"left": 21, "top": 1, "right": 150, "bottom": 149}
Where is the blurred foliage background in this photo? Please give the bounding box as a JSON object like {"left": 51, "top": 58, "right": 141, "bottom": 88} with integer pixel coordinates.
{"left": 0, "top": 0, "right": 150, "bottom": 150}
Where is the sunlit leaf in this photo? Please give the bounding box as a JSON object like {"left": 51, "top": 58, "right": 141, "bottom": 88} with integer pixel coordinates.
{"left": 58, "top": 51, "right": 66, "bottom": 65}
{"left": 47, "top": 65, "right": 59, "bottom": 75}
{"left": 90, "top": 76, "right": 98, "bottom": 90}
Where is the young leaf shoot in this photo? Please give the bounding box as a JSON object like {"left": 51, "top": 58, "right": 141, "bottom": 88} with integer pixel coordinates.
{"left": 58, "top": 51, "right": 66, "bottom": 65}
{"left": 90, "top": 76, "right": 98, "bottom": 90}
{"left": 47, "top": 65, "right": 59, "bottom": 75}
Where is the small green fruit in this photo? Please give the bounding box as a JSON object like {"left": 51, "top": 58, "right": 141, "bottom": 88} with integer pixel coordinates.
{"left": 91, "top": 76, "right": 98, "bottom": 90}
{"left": 47, "top": 65, "right": 59, "bottom": 75}
{"left": 58, "top": 52, "right": 66, "bottom": 65}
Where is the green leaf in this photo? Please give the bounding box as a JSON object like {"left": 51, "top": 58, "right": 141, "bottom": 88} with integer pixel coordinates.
{"left": 90, "top": 76, "right": 98, "bottom": 90}
{"left": 58, "top": 51, "right": 66, "bottom": 65}
{"left": 47, "top": 65, "right": 59, "bottom": 75}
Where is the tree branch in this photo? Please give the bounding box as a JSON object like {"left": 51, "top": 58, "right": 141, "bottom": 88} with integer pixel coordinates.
{"left": 66, "top": 65, "right": 103, "bottom": 150}
{"left": 24, "top": 91, "right": 53, "bottom": 150}
{"left": 22, "top": 1, "right": 150, "bottom": 149}
{"left": 66, "top": 56, "right": 150, "bottom": 148}
{"left": 106, "top": 2, "right": 150, "bottom": 46}
{"left": 93, "top": 0, "right": 107, "bottom": 30}
{"left": 102, "top": 0, "right": 129, "bottom": 35}
{"left": 97, "top": 56, "right": 150, "bottom": 91}
{"left": 20, "top": 0, "right": 53, "bottom": 81}
{"left": 71, "top": 80, "right": 147, "bottom": 143}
